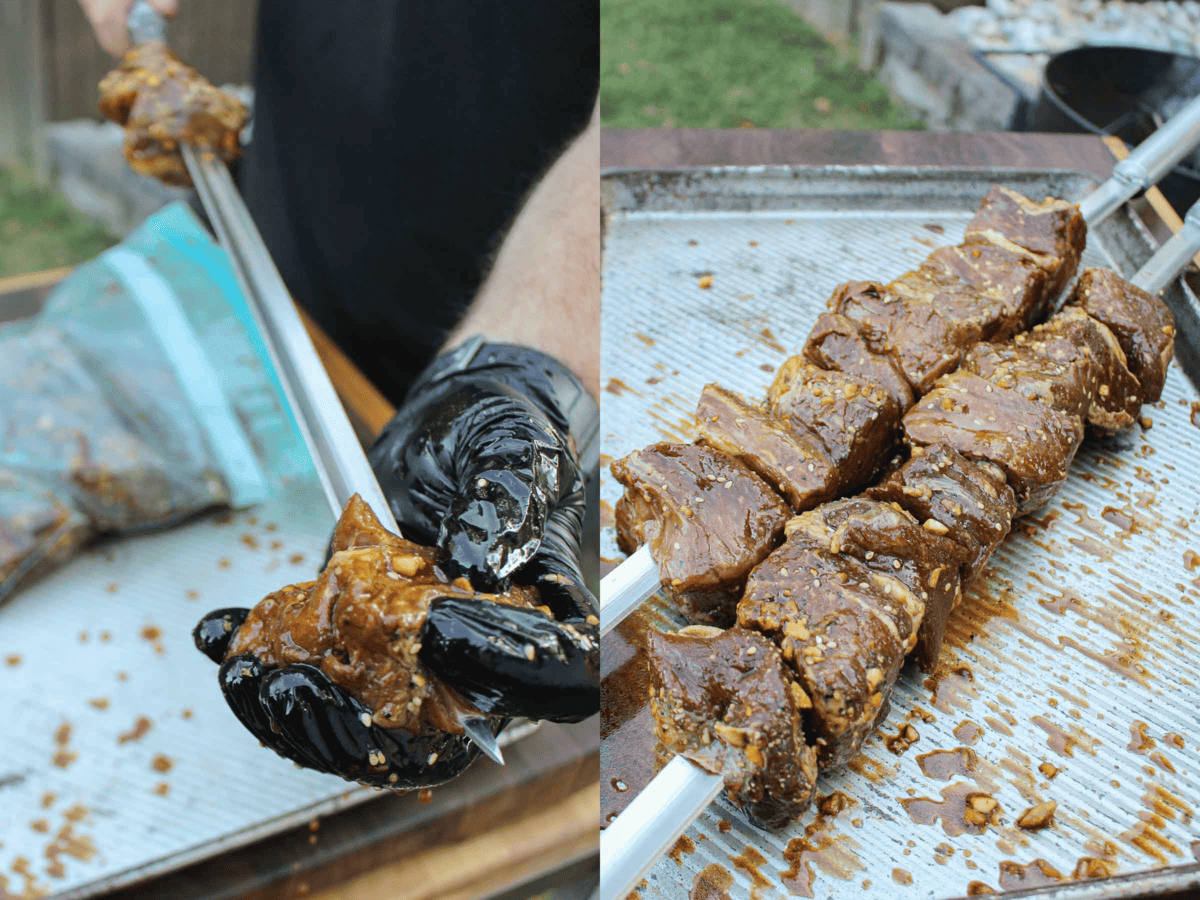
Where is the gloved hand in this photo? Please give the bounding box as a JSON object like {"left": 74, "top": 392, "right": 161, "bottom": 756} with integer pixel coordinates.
{"left": 194, "top": 340, "right": 599, "bottom": 788}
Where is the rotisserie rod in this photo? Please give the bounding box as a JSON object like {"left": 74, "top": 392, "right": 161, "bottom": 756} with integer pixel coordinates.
{"left": 600, "top": 94, "right": 1200, "bottom": 638}
{"left": 599, "top": 201, "right": 1200, "bottom": 900}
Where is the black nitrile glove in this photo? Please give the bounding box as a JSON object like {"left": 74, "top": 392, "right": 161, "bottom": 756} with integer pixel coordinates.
{"left": 370, "top": 340, "right": 600, "bottom": 724}
{"left": 193, "top": 341, "right": 598, "bottom": 788}
{"left": 194, "top": 609, "right": 497, "bottom": 789}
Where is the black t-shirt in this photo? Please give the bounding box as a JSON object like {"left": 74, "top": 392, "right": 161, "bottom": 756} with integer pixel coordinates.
{"left": 239, "top": 1, "right": 598, "bottom": 404}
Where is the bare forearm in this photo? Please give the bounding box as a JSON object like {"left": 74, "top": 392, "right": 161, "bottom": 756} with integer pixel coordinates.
{"left": 445, "top": 104, "right": 600, "bottom": 396}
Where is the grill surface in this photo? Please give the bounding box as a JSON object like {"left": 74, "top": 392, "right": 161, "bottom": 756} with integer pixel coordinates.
{"left": 600, "top": 167, "right": 1200, "bottom": 900}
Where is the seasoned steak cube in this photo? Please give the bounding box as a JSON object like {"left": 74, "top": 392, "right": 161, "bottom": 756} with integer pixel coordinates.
{"left": 646, "top": 626, "right": 819, "bottom": 829}
{"left": 611, "top": 442, "right": 788, "bottom": 625}
{"left": 801, "top": 312, "right": 914, "bottom": 410}
{"left": 829, "top": 280, "right": 980, "bottom": 394}
{"left": 788, "top": 497, "right": 966, "bottom": 673}
{"left": 1028, "top": 307, "right": 1142, "bottom": 432}
{"left": 965, "top": 187, "right": 1087, "bottom": 299}
{"left": 738, "top": 533, "right": 909, "bottom": 766}
{"left": 890, "top": 265, "right": 1023, "bottom": 344}
{"left": 228, "top": 495, "right": 540, "bottom": 734}
{"left": 904, "top": 372, "right": 1085, "bottom": 514}
{"left": 696, "top": 383, "right": 838, "bottom": 512}
{"left": 922, "top": 237, "right": 1051, "bottom": 332}
{"left": 98, "top": 42, "right": 247, "bottom": 187}
{"left": 1070, "top": 267, "right": 1175, "bottom": 404}
{"left": 867, "top": 442, "right": 1016, "bottom": 584}
{"left": 962, "top": 337, "right": 1093, "bottom": 418}
{"left": 766, "top": 359, "right": 903, "bottom": 495}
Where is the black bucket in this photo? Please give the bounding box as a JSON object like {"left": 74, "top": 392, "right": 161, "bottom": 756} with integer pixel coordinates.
{"left": 1026, "top": 45, "right": 1200, "bottom": 215}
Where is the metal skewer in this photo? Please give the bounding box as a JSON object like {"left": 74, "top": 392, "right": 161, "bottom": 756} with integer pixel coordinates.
{"left": 183, "top": 147, "right": 507, "bottom": 769}
{"left": 599, "top": 91, "right": 1200, "bottom": 641}
{"left": 124, "top": 1, "right": 505, "bottom": 767}
{"left": 599, "top": 140, "right": 1200, "bottom": 900}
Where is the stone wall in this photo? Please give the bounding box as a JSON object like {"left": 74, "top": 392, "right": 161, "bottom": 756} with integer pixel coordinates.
{"left": 862, "top": 3, "right": 1020, "bottom": 130}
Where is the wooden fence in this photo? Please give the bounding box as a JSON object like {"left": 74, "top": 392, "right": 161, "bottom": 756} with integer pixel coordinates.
{"left": 0, "top": 0, "right": 258, "bottom": 174}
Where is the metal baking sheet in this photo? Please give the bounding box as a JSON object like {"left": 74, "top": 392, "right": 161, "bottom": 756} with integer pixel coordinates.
{"left": 0, "top": 292, "right": 540, "bottom": 899}
{"left": 599, "top": 166, "right": 1200, "bottom": 900}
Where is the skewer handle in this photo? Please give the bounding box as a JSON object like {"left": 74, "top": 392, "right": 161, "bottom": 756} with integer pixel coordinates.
{"left": 1078, "top": 94, "right": 1200, "bottom": 225}
{"left": 1133, "top": 200, "right": 1200, "bottom": 297}
{"left": 599, "top": 756, "right": 725, "bottom": 900}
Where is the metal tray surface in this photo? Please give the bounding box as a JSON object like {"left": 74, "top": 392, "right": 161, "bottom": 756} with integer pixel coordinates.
{"left": 0, "top": 318, "right": 538, "bottom": 898}
{"left": 599, "top": 167, "right": 1200, "bottom": 900}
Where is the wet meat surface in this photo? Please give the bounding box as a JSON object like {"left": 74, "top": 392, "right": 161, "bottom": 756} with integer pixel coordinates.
{"left": 867, "top": 443, "right": 1016, "bottom": 584}
{"left": 696, "top": 383, "right": 838, "bottom": 511}
{"left": 904, "top": 372, "right": 1085, "bottom": 515}
{"left": 737, "top": 532, "right": 912, "bottom": 767}
{"left": 963, "top": 186, "right": 1087, "bottom": 299}
{"left": 767, "top": 360, "right": 903, "bottom": 496}
{"left": 829, "top": 279, "right": 981, "bottom": 395}
{"left": 612, "top": 442, "right": 788, "bottom": 625}
{"left": 647, "top": 626, "right": 819, "bottom": 829}
{"left": 788, "top": 498, "right": 966, "bottom": 674}
{"left": 99, "top": 41, "right": 247, "bottom": 186}
{"left": 228, "top": 495, "right": 539, "bottom": 734}
{"left": 962, "top": 335, "right": 1094, "bottom": 419}
{"left": 1070, "top": 267, "right": 1175, "bottom": 404}
{"left": 922, "top": 237, "right": 1050, "bottom": 333}
{"left": 1028, "top": 307, "right": 1143, "bottom": 433}
{"left": 802, "top": 312, "right": 914, "bottom": 410}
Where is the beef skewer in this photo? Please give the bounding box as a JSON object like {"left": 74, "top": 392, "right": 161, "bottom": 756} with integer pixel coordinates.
{"left": 609, "top": 188, "right": 1083, "bottom": 631}
{"left": 601, "top": 98, "right": 1200, "bottom": 638}
{"left": 651, "top": 253, "right": 1176, "bottom": 807}
{"left": 600, "top": 204, "right": 1200, "bottom": 900}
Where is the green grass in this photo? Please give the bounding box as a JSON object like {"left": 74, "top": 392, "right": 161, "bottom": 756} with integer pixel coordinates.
{"left": 0, "top": 165, "right": 118, "bottom": 279}
{"left": 600, "top": 0, "right": 923, "bottom": 130}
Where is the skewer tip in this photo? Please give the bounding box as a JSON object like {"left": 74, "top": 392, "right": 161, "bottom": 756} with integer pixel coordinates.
{"left": 463, "top": 717, "right": 505, "bottom": 765}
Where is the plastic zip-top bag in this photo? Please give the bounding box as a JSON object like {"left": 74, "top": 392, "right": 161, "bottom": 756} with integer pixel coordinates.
{"left": 0, "top": 201, "right": 305, "bottom": 604}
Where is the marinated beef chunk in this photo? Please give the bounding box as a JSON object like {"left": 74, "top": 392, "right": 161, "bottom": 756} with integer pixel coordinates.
{"left": 99, "top": 41, "right": 247, "bottom": 187}
{"left": 766, "top": 359, "right": 903, "bottom": 495}
{"left": 738, "top": 533, "right": 910, "bottom": 766}
{"left": 828, "top": 280, "right": 982, "bottom": 395}
{"left": 964, "top": 187, "right": 1087, "bottom": 299}
{"left": 1069, "top": 267, "right": 1176, "bottom": 404}
{"left": 922, "top": 237, "right": 1050, "bottom": 333}
{"left": 611, "top": 442, "right": 788, "bottom": 625}
{"left": 904, "top": 372, "right": 1085, "bottom": 515}
{"left": 867, "top": 442, "right": 1016, "bottom": 584}
{"left": 647, "top": 626, "right": 819, "bottom": 829}
{"left": 696, "top": 384, "right": 838, "bottom": 512}
{"left": 1027, "top": 307, "right": 1142, "bottom": 432}
{"left": 890, "top": 264, "right": 1026, "bottom": 344}
{"left": 802, "top": 312, "right": 914, "bottom": 410}
{"left": 788, "top": 497, "right": 966, "bottom": 673}
{"left": 962, "top": 336, "right": 1093, "bottom": 418}
{"left": 228, "top": 495, "right": 540, "bottom": 734}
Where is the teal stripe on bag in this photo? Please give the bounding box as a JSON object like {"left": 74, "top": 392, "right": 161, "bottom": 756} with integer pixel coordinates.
{"left": 145, "top": 204, "right": 293, "bottom": 413}
{"left": 104, "top": 246, "right": 270, "bottom": 508}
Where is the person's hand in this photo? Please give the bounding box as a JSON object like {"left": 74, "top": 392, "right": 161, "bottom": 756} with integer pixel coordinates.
{"left": 192, "top": 342, "right": 597, "bottom": 788}
{"left": 193, "top": 608, "right": 501, "bottom": 790}
{"left": 368, "top": 340, "right": 599, "bottom": 723}
{"left": 79, "top": 0, "right": 177, "bottom": 56}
